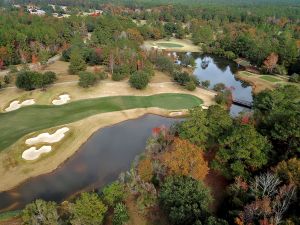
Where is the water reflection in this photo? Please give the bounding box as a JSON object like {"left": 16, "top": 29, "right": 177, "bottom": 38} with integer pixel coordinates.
{"left": 0, "top": 114, "right": 181, "bottom": 212}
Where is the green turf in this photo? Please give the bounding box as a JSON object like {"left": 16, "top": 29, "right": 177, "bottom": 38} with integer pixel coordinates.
{"left": 260, "top": 75, "right": 281, "bottom": 82}
{"left": 156, "top": 42, "right": 184, "bottom": 48}
{"left": 0, "top": 93, "right": 202, "bottom": 151}
{"left": 0, "top": 210, "right": 21, "bottom": 222}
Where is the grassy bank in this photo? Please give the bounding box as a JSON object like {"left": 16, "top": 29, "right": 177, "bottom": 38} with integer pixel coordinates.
{"left": 0, "top": 93, "right": 202, "bottom": 151}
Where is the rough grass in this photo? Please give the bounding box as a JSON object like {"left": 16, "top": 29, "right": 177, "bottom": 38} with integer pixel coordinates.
{"left": 0, "top": 93, "right": 202, "bottom": 151}
{"left": 260, "top": 75, "right": 281, "bottom": 82}
{"left": 0, "top": 210, "right": 21, "bottom": 222}
{"left": 156, "top": 42, "right": 184, "bottom": 48}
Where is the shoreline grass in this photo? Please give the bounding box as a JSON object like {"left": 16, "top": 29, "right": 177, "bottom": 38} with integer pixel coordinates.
{"left": 0, "top": 93, "right": 202, "bottom": 151}
{"left": 156, "top": 42, "right": 184, "bottom": 48}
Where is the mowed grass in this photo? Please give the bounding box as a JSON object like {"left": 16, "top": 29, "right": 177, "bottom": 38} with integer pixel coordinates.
{"left": 260, "top": 75, "right": 281, "bottom": 82}
{"left": 0, "top": 93, "right": 202, "bottom": 151}
{"left": 156, "top": 42, "right": 184, "bottom": 48}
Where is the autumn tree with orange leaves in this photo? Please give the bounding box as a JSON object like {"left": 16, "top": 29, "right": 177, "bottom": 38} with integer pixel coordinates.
{"left": 160, "top": 138, "right": 209, "bottom": 180}
{"left": 263, "top": 53, "right": 278, "bottom": 73}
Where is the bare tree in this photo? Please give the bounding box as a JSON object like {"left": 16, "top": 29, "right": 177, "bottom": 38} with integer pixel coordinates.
{"left": 251, "top": 172, "right": 281, "bottom": 198}
{"left": 272, "top": 184, "right": 296, "bottom": 225}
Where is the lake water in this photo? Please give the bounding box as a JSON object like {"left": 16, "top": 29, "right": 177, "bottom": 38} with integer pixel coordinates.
{"left": 0, "top": 114, "right": 180, "bottom": 212}
{"left": 191, "top": 54, "right": 253, "bottom": 116}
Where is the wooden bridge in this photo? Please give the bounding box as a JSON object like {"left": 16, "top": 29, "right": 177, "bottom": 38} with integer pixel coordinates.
{"left": 232, "top": 98, "right": 253, "bottom": 108}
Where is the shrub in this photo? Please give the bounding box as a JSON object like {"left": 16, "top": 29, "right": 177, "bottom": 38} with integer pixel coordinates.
{"left": 224, "top": 51, "right": 236, "bottom": 60}
{"left": 112, "top": 203, "right": 129, "bottom": 225}
{"left": 95, "top": 71, "right": 108, "bottom": 80}
{"left": 213, "top": 83, "right": 226, "bottom": 92}
{"left": 129, "top": 70, "right": 150, "bottom": 89}
{"left": 173, "top": 71, "right": 199, "bottom": 91}
{"left": 173, "top": 71, "right": 190, "bottom": 85}
{"left": 42, "top": 71, "right": 57, "bottom": 87}
{"left": 112, "top": 65, "right": 130, "bottom": 81}
{"left": 289, "top": 73, "right": 300, "bottom": 83}
{"left": 154, "top": 55, "right": 174, "bottom": 74}
{"left": 181, "top": 54, "right": 196, "bottom": 67}
{"left": 4, "top": 74, "right": 11, "bottom": 84}
{"left": 201, "top": 80, "right": 210, "bottom": 88}
{"left": 68, "top": 49, "right": 87, "bottom": 75}
{"left": 78, "top": 71, "right": 98, "bottom": 88}
{"left": 185, "top": 80, "right": 196, "bottom": 91}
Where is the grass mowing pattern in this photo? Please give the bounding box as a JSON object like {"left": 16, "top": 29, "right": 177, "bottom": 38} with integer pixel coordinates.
{"left": 0, "top": 93, "right": 202, "bottom": 151}
{"left": 156, "top": 42, "right": 184, "bottom": 48}
{"left": 260, "top": 75, "right": 281, "bottom": 82}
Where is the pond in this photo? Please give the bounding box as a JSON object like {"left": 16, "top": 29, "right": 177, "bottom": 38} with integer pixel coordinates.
{"left": 0, "top": 114, "right": 181, "bottom": 212}
{"left": 188, "top": 54, "right": 253, "bottom": 116}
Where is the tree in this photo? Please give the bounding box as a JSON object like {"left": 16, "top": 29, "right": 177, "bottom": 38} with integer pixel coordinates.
{"left": 78, "top": 71, "right": 97, "bottom": 88}
{"left": 69, "top": 49, "right": 87, "bottom": 75}
{"left": 129, "top": 70, "right": 150, "bottom": 89}
{"left": 154, "top": 55, "right": 174, "bottom": 74}
{"left": 212, "top": 124, "right": 271, "bottom": 179}
{"left": 201, "top": 80, "right": 210, "bottom": 88}
{"left": 192, "top": 26, "right": 213, "bottom": 45}
{"left": 102, "top": 182, "right": 125, "bottom": 207}
{"left": 253, "top": 85, "right": 300, "bottom": 159}
{"left": 181, "top": 54, "right": 196, "bottom": 67}
{"left": 22, "top": 199, "right": 59, "bottom": 225}
{"left": 206, "top": 105, "right": 233, "bottom": 143}
{"left": 15, "top": 71, "right": 40, "bottom": 91}
{"left": 112, "top": 65, "right": 130, "bottom": 81}
{"left": 178, "top": 106, "right": 208, "bottom": 147}
{"left": 112, "top": 203, "right": 129, "bottom": 225}
{"left": 159, "top": 176, "right": 212, "bottom": 225}
{"left": 263, "top": 52, "right": 278, "bottom": 73}
{"left": 41, "top": 71, "right": 57, "bottom": 89}
{"left": 275, "top": 158, "right": 300, "bottom": 188}
{"left": 160, "top": 138, "right": 209, "bottom": 180}
{"left": 213, "top": 83, "right": 226, "bottom": 92}
{"left": 71, "top": 192, "right": 107, "bottom": 225}
{"left": 137, "top": 157, "right": 154, "bottom": 182}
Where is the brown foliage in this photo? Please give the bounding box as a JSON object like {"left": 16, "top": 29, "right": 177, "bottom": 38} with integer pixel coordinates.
{"left": 127, "top": 28, "right": 144, "bottom": 43}
{"left": 137, "top": 157, "right": 154, "bottom": 182}
{"left": 160, "top": 138, "right": 209, "bottom": 180}
{"left": 263, "top": 53, "right": 278, "bottom": 73}
{"left": 275, "top": 158, "right": 300, "bottom": 188}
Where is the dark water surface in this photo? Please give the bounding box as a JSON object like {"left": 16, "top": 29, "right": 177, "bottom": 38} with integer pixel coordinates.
{"left": 0, "top": 114, "right": 180, "bottom": 211}
{"left": 191, "top": 54, "right": 253, "bottom": 115}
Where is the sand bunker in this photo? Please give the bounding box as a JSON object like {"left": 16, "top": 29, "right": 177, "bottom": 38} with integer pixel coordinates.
{"left": 5, "top": 99, "right": 35, "bottom": 112}
{"left": 52, "top": 94, "right": 70, "bottom": 105}
{"left": 25, "top": 127, "right": 70, "bottom": 145}
{"left": 22, "top": 146, "right": 52, "bottom": 160}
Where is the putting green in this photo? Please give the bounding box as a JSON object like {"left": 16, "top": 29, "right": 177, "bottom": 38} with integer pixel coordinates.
{"left": 0, "top": 93, "right": 202, "bottom": 151}
{"left": 156, "top": 42, "right": 184, "bottom": 48}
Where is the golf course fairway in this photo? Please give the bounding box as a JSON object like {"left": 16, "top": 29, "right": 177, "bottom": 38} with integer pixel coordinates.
{"left": 0, "top": 93, "right": 203, "bottom": 151}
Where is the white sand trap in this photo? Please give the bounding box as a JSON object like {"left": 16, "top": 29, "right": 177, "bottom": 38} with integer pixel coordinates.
{"left": 52, "top": 94, "right": 70, "bottom": 105}
{"left": 5, "top": 99, "right": 35, "bottom": 112}
{"left": 22, "top": 146, "right": 52, "bottom": 160}
{"left": 25, "top": 127, "right": 70, "bottom": 145}
{"left": 202, "top": 105, "right": 209, "bottom": 110}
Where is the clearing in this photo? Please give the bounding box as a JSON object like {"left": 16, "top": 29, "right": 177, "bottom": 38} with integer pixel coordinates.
{"left": 143, "top": 38, "right": 201, "bottom": 52}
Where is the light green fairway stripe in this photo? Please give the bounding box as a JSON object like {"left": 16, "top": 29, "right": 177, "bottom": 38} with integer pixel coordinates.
{"left": 156, "top": 42, "right": 184, "bottom": 48}
{"left": 0, "top": 93, "right": 203, "bottom": 151}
